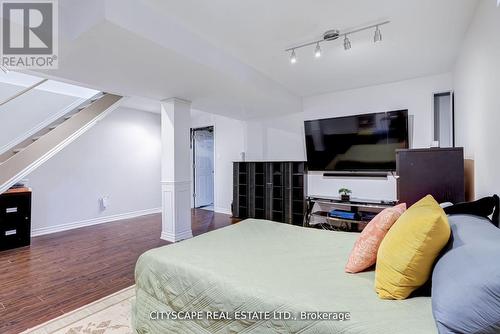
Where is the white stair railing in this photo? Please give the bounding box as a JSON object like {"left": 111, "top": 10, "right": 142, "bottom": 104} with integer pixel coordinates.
{"left": 0, "top": 79, "right": 48, "bottom": 107}
{"left": 0, "top": 93, "right": 122, "bottom": 193}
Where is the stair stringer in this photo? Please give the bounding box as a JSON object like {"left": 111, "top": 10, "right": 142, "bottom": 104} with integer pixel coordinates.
{"left": 0, "top": 94, "right": 123, "bottom": 194}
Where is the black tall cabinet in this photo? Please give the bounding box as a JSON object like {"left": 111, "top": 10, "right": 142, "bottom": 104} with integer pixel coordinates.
{"left": 233, "top": 161, "right": 306, "bottom": 225}
{"left": 396, "top": 148, "right": 465, "bottom": 206}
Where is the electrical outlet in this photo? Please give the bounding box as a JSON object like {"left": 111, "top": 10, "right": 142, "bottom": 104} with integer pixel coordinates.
{"left": 99, "top": 196, "right": 110, "bottom": 210}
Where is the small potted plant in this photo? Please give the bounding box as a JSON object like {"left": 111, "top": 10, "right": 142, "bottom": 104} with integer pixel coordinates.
{"left": 338, "top": 188, "right": 352, "bottom": 202}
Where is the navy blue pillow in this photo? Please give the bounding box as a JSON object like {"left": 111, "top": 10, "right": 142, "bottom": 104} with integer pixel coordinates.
{"left": 432, "top": 214, "right": 500, "bottom": 334}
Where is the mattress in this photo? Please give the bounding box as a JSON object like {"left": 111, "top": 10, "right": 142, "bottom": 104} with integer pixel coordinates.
{"left": 133, "top": 219, "right": 436, "bottom": 333}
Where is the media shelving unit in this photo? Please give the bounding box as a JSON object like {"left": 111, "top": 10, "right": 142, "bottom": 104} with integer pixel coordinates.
{"left": 232, "top": 161, "right": 306, "bottom": 225}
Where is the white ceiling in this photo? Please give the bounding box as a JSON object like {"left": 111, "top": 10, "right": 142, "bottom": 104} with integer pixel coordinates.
{"left": 35, "top": 0, "right": 478, "bottom": 119}
{"left": 145, "top": 0, "right": 478, "bottom": 96}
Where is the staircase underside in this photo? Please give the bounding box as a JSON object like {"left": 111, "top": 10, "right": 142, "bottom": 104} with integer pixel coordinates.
{"left": 0, "top": 93, "right": 123, "bottom": 194}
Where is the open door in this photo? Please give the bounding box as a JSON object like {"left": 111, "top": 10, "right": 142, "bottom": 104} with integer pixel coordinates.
{"left": 192, "top": 127, "right": 214, "bottom": 209}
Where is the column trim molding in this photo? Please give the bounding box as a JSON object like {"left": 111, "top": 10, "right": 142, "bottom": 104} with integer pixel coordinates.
{"left": 160, "top": 180, "right": 192, "bottom": 243}
{"left": 161, "top": 230, "right": 193, "bottom": 243}
{"left": 161, "top": 180, "right": 191, "bottom": 186}
{"left": 161, "top": 97, "right": 192, "bottom": 105}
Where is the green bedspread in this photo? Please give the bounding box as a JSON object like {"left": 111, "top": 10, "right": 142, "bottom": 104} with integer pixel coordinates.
{"left": 133, "top": 219, "right": 436, "bottom": 333}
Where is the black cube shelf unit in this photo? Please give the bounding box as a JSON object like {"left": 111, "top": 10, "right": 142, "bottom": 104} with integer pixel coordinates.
{"left": 232, "top": 161, "right": 307, "bottom": 225}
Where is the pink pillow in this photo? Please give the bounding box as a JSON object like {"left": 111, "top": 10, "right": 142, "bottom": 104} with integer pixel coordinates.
{"left": 345, "top": 203, "right": 406, "bottom": 273}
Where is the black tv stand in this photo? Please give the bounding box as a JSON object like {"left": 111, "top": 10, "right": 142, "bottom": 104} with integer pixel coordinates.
{"left": 323, "top": 171, "right": 388, "bottom": 179}
{"left": 304, "top": 195, "right": 397, "bottom": 232}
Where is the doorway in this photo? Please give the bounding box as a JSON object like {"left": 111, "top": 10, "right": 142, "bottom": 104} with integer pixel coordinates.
{"left": 191, "top": 126, "right": 214, "bottom": 210}
{"left": 433, "top": 91, "right": 455, "bottom": 148}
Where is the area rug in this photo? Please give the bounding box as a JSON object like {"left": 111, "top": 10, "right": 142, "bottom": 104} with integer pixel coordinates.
{"left": 22, "top": 286, "right": 135, "bottom": 334}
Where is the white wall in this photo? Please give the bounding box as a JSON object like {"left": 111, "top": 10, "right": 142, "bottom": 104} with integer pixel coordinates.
{"left": 244, "top": 112, "right": 306, "bottom": 161}
{"left": 0, "top": 84, "right": 84, "bottom": 154}
{"left": 191, "top": 109, "right": 245, "bottom": 214}
{"left": 243, "top": 73, "right": 454, "bottom": 201}
{"left": 27, "top": 107, "right": 162, "bottom": 235}
{"left": 22, "top": 103, "right": 242, "bottom": 235}
{"left": 454, "top": 0, "right": 500, "bottom": 198}
{"left": 303, "top": 73, "right": 454, "bottom": 148}
{"left": 0, "top": 74, "right": 98, "bottom": 155}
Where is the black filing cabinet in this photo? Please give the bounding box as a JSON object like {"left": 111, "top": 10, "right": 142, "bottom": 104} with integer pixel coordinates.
{"left": 0, "top": 190, "right": 31, "bottom": 251}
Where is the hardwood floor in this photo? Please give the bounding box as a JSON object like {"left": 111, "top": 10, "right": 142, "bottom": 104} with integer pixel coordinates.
{"left": 0, "top": 209, "right": 239, "bottom": 334}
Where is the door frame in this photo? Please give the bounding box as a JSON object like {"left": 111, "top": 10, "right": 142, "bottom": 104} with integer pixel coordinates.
{"left": 432, "top": 90, "right": 455, "bottom": 148}
{"left": 190, "top": 126, "right": 215, "bottom": 209}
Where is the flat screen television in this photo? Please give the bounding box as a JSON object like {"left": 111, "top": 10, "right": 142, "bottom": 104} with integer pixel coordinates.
{"left": 304, "top": 110, "right": 409, "bottom": 172}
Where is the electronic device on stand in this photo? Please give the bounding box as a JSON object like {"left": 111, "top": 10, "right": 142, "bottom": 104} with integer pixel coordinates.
{"left": 304, "top": 195, "right": 396, "bottom": 232}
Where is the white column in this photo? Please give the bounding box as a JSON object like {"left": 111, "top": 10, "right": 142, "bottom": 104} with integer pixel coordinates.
{"left": 160, "top": 98, "right": 193, "bottom": 242}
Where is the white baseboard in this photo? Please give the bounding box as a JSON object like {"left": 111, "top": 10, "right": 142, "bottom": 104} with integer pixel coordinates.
{"left": 31, "top": 207, "right": 162, "bottom": 237}
{"left": 214, "top": 207, "right": 232, "bottom": 215}
{"left": 160, "top": 230, "right": 193, "bottom": 243}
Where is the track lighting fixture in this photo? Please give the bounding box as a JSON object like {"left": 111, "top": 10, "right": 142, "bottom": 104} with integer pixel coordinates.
{"left": 314, "top": 43, "right": 322, "bottom": 58}
{"left": 343, "top": 35, "right": 351, "bottom": 50}
{"left": 374, "top": 26, "right": 382, "bottom": 43}
{"left": 285, "top": 20, "right": 389, "bottom": 63}
{"left": 290, "top": 49, "right": 297, "bottom": 64}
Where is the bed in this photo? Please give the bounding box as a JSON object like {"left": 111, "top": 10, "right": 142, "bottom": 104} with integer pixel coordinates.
{"left": 133, "top": 219, "right": 437, "bottom": 333}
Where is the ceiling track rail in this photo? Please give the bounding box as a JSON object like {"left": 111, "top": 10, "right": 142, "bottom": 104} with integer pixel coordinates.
{"left": 284, "top": 20, "right": 390, "bottom": 52}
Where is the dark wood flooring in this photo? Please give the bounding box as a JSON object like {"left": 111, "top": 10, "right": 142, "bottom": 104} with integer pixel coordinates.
{"left": 0, "top": 209, "right": 239, "bottom": 334}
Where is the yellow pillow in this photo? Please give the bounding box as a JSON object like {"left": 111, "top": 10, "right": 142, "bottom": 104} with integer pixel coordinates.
{"left": 375, "top": 195, "right": 450, "bottom": 300}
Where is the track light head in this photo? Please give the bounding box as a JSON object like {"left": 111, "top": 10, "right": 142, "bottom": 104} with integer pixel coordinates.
{"left": 314, "top": 43, "right": 322, "bottom": 58}
{"left": 290, "top": 49, "right": 297, "bottom": 64}
{"left": 343, "top": 35, "right": 351, "bottom": 50}
{"left": 374, "top": 26, "right": 382, "bottom": 43}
